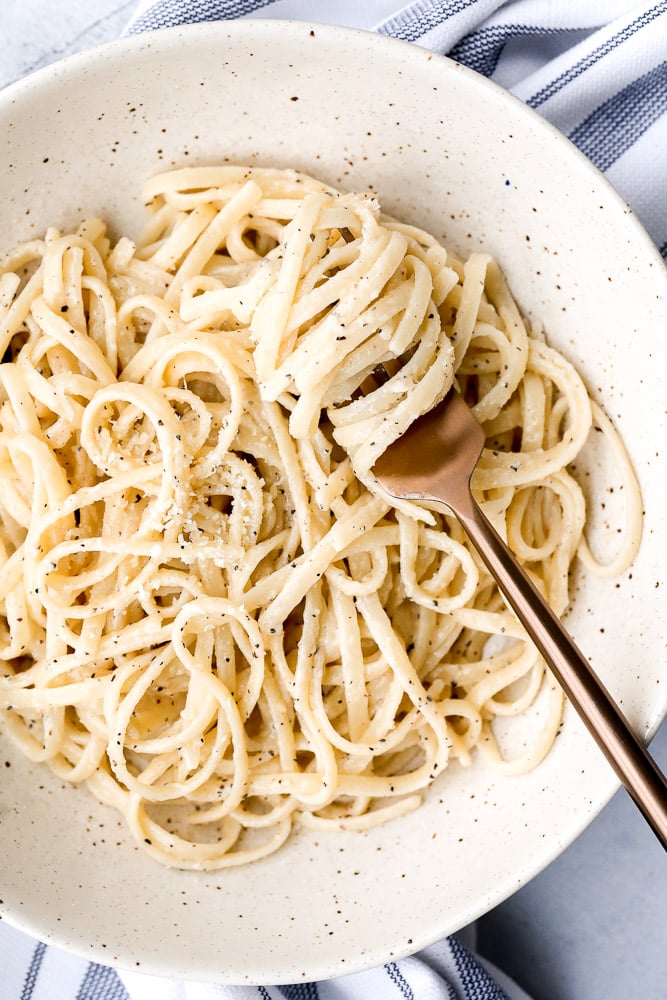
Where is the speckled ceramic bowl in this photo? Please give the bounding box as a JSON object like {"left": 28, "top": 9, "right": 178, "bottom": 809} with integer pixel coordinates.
{"left": 1, "top": 20, "right": 666, "bottom": 985}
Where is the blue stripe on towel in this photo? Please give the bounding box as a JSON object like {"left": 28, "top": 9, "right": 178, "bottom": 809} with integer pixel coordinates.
{"left": 20, "top": 942, "right": 46, "bottom": 1000}
{"left": 378, "top": 0, "right": 479, "bottom": 44}
{"left": 527, "top": 0, "right": 667, "bottom": 108}
{"left": 280, "top": 983, "right": 320, "bottom": 999}
{"left": 568, "top": 60, "right": 667, "bottom": 172}
{"left": 129, "top": 0, "right": 274, "bottom": 33}
{"left": 449, "top": 23, "right": 575, "bottom": 78}
{"left": 449, "top": 936, "right": 511, "bottom": 999}
{"left": 385, "top": 961, "right": 416, "bottom": 998}
{"left": 76, "top": 962, "right": 130, "bottom": 1000}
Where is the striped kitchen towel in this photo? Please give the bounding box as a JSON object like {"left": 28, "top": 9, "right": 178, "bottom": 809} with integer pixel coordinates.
{"left": 1, "top": 917, "right": 530, "bottom": 999}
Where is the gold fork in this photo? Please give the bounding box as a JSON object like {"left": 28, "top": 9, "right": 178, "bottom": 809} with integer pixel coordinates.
{"left": 371, "top": 385, "right": 667, "bottom": 848}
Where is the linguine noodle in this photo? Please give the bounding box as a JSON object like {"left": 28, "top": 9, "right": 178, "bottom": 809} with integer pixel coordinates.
{"left": 0, "top": 166, "right": 641, "bottom": 868}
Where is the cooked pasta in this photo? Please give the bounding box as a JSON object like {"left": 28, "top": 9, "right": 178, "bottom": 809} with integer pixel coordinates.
{"left": 0, "top": 165, "right": 641, "bottom": 868}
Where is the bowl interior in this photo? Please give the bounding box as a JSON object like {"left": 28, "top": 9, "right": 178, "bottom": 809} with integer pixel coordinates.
{"left": 1, "top": 20, "right": 666, "bottom": 984}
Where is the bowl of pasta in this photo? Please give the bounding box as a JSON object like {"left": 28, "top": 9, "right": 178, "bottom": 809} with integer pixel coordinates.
{"left": 0, "top": 19, "right": 666, "bottom": 985}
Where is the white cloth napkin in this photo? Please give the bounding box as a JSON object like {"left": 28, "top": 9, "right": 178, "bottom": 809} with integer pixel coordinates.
{"left": 2, "top": 2, "right": 666, "bottom": 999}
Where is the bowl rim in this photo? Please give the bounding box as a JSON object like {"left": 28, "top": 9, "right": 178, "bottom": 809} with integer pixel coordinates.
{"left": 1, "top": 17, "right": 666, "bottom": 984}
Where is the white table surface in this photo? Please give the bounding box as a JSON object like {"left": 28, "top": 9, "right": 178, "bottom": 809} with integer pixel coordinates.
{"left": 1, "top": 5, "right": 666, "bottom": 999}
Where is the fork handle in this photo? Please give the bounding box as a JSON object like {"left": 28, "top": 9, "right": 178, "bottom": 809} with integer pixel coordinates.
{"left": 457, "top": 494, "right": 667, "bottom": 850}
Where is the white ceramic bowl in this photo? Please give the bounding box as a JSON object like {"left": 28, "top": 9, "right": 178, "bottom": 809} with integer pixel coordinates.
{"left": 1, "top": 20, "right": 666, "bottom": 985}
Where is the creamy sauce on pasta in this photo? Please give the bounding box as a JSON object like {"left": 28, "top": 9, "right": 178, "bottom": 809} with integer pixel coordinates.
{"left": 0, "top": 166, "right": 641, "bottom": 868}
